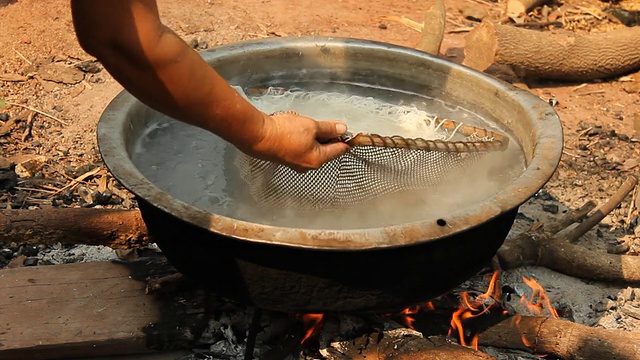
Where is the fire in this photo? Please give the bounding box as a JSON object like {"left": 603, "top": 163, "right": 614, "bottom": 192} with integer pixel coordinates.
{"left": 448, "top": 271, "right": 505, "bottom": 350}
{"left": 447, "top": 273, "right": 559, "bottom": 351}
{"left": 395, "top": 301, "right": 435, "bottom": 330}
{"left": 299, "top": 313, "right": 324, "bottom": 344}
{"left": 520, "top": 276, "right": 559, "bottom": 319}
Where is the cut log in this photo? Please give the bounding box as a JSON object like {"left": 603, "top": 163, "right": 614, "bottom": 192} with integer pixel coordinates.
{"left": 0, "top": 208, "right": 149, "bottom": 248}
{"left": 416, "top": 0, "right": 446, "bottom": 56}
{"left": 479, "top": 315, "right": 640, "bottom": 359}
{"left": 0, "top": 259, "right": 210, "bottom": 359}
{"left": 463, "top": 22, "right": 640, "bottom": 80}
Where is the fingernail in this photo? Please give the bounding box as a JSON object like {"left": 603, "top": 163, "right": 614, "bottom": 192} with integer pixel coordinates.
{"left": 336, "top": 123, "right": 347, "bottom": 134}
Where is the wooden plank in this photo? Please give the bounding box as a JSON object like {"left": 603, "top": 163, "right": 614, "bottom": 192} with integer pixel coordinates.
{"left": 0, "top": 260, "right": 204, "bottom": 360}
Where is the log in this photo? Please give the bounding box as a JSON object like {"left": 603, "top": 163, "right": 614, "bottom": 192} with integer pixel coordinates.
{"left": 0, "top": 208, "right": 149, "bottom": 248}
{"left": 498, "top": 233, "right": 640, "bottom": 282}
{"left": 0, "top": 259, "right": 210, "bottom": 359}
{"left": 322, "top": 330, "right": 495, "bottom": 360}
{"left": 497, "top": 176, "right": 640, "bottom": 282}
{"left": 463, "top": 22, "right": 640, "bottom": 80}
{"left": 416, "top": 0, "right": 446, "bottom": 56}
{"left": 479, "top": 315, "right": 640, "bottom": 359}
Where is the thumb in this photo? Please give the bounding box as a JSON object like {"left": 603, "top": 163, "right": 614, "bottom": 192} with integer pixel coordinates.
{"left": 315, "top": 141, "right": 351, "bottom": 164}
{"left": 316, "top": 120, "right": 348, "bottom": 142}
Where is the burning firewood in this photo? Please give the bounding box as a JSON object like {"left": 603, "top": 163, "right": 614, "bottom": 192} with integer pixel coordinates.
{"left": 463, "top": 21, "right": 640, "bottom": 80}
{"left": 321, "top": 330, "right": 496, "bottom": 359}
{"left": 478, "top": 315, "right": 640, "bottom": 359}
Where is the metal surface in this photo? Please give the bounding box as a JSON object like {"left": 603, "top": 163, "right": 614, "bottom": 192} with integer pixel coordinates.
{"left": 97, "top": 37, "right": 563, "bottom": 312}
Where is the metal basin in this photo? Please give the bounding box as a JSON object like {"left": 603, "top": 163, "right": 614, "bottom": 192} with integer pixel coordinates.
{"left": 97, "top": 37, "right": 563, "bottom": 313}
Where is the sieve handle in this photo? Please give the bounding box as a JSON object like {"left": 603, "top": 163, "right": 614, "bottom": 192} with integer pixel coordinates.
{"left": 345, "top": 117, "right": 510, "bottom": 153}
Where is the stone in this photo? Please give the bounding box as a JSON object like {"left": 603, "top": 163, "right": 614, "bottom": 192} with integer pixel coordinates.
{"left": 23, "top": 257, "right": 39, "bottom": 266}
{"left": 461, "top": 5, "right": 487, "bottom": 21}
{"left": 38, "top": 63, "right": 85, "bottom": 85}
{"left": 0, "top": 169, "right": 18, "bottom": 191}
{"left": 542, "top": 203, "right": 559, "bottom": 214}
{"left": 75, "top": 60, "right": 102, "bottom": 74}
{"left": 19, "top": 245, "right": 39, "bottom": 257}
{"left": 0, "top": 113, "right": 10, "bottom": 121}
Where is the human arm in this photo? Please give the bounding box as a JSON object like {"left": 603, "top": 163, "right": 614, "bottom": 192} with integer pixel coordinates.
{"left": 70, "top": 0, "right": 350, "bottom": 171}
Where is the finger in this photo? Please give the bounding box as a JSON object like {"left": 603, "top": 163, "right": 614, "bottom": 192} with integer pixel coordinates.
{"left": 315, "top": 120, "right": 348, "bottom": 142}
{"left": 314, "top": 142, "right": 351, "bottom": 165}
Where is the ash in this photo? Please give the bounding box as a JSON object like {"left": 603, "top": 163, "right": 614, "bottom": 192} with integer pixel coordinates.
{"left": 37, "top": 243, "right": 119, "bottom": 265}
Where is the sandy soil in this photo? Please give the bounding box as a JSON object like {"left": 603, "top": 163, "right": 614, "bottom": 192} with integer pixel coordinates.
{"left": 1, "top": 0, "right": 640, "bottom": 358}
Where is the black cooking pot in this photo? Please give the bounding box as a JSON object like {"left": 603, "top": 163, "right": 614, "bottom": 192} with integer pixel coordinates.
{"left": 97, "top": 37, "right": 563, "bottom": 313}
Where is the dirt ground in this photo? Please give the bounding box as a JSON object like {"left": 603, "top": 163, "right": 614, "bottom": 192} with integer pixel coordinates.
{"left": 1, "top": 0, "right": 640, "bottom": 358}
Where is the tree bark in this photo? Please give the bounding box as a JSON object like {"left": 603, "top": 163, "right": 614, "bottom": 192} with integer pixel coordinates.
{"left": 463, "top": 22, "right": 640, "bottom": 80}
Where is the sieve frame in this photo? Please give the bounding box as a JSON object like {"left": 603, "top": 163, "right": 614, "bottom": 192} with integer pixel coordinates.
{"left": 97, "top": 36, "right": 563, "bottom": 251}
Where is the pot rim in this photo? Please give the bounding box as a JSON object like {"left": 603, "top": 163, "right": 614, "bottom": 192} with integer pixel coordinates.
{"left": 97, "top": 36, "right": 563, "bottom": 251}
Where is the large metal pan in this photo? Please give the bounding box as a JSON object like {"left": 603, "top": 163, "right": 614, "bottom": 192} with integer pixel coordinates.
{"left": 97, "top": 37, "right": 563, "bottom": 313}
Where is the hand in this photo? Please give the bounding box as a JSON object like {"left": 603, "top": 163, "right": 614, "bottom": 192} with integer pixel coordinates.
{"left": 246, "top": 110, "right": 352, "bottom": 172}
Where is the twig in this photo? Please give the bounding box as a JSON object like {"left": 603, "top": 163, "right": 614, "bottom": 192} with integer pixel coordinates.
{"left": 563, "top": 176, "right": 637, "bottom": 243}
{"left": 4, "top": 102, "right": 69, "bottom": 126}
{"left": 566, "top": 126, "right": 592, "bottom": 148}
{"left": 50, "top": 167, "right": 103, "bottom": 197}
{"left": 575, "top": 90, "right": 606, "bottom": 96}
{"left": 512, "top": 21, "right": 563, "bottom": 28}
{"left": 13, "top": 48, "right": 33, "bottom": 66}
{"left": 379, "top": 15, "right": 423, "bottom": 31}
{"left": 626, "top": 184, "right": 638, "bottom": 230}
{"left": 447, "top": 27, "right": 474, "bottom": 33}
{"left": 571, "top": 83, "right": 588, "bottom": 91}
{"left": 562, "top": 150, "right": 580, "bottom": 158}
{"left": 21, "top": 112, "right": 35, "bottom": 142}
{"left": 13, "top": 186, "right": 58, "bottom": 195}
{"left": 545, "top": 200, "right": 597, "bottom": 234}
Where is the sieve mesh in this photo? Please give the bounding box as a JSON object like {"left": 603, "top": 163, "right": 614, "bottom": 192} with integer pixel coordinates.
{"left": 236, "top": 89, "right": 509, "bottom": 211}
{"left": 235, "top": 88, "right": 508, "bottom": 210}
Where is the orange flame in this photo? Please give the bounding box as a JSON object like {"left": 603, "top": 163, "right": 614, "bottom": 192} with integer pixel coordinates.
{"left": 513, "top": 314, "right": 535, "bottom": 348}
{"left": 300, "top": 313, "right": 324, "bottom": 344}
{"left": 448, "top": 271, "right": 505, "bottom": 350}
{"left": 395, "top": 301, "right": 436, "bottom": 329}
{"left": 514, "top": 276, "right": 559, "bottom": 353}
{"left": 520, "top": 276, "right": 559, "bottom": 319}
